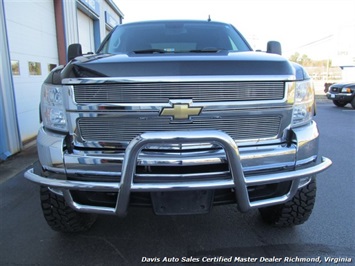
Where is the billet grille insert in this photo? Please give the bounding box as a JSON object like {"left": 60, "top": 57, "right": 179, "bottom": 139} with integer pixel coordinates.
{"left": 78, "top": 115, "right": 282, "bottom": 143}
{"left": 73, "top": 81, "right": 285, "bottom": 103}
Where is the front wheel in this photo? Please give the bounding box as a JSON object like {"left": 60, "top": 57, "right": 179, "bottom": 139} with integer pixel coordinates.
{"left": 333, "top": 100, "right": 347, "bottom": 107}
{"left": 40, "top": 187, "right": 97, "bottom": 233}
{"left": 259, "top": 177, "right": 316, "bottom": 227}
{"left": 351, "top": 96, "right": 355, "bottom": 109}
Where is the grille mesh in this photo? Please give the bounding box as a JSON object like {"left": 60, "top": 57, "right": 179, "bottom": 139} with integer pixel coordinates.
{"left": 73, "top": 81, "right": 285, "bottom": 103}
{"left": 78, "top": 115, "right": 281, "bottom": 143}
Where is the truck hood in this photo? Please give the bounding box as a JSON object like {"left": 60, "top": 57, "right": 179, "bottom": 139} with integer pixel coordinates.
{"left": 61, "top": 51, "right": 296, "bottom": 79}
{"left": 330, "top": 82, "right": 355, "bottom": 88}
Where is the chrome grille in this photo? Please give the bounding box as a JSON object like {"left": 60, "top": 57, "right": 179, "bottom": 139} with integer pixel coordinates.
{"left": 331, "top": 87, "right": 340, "bottom": 92}
{"left": 73, "top": 81, "right": 285, "bottom": 103}
{"left": 78, "top": 115, "right": 281, "bottom": 143}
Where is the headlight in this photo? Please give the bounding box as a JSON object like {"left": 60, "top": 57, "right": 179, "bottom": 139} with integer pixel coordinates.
{"left": 41, "top": 84, "right": 68, "bottom": 132}
{"left": 341, "top": 87, "right": 352, "bottom": 93}
{"left": 288, "top": 80, "right": 315, "bottom": 127}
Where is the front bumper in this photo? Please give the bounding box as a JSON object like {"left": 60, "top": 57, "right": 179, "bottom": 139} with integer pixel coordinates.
{"left": 327, "top": 92, "right": 354, "bottom": 102}
{"left": 25, "top": 124, "right": 332, "bottom": 216}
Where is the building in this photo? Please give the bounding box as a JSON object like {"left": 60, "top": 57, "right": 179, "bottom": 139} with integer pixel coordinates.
{"left": 0, "top": 0, "right": 123, "bottom": 160}
{"left": 332, "top": 23, "right": 355, "bottom": 81}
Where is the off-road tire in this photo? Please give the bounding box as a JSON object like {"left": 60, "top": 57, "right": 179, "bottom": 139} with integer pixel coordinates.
{"left": 40, "top": 186, "right": 97, "bottom": 233}
{"left": 351, "top": 96, "right": 355, "bottom": 109}
{"left": 333, "top": 100, "right": 347, "bottom": 107}
{"left": 259, "top": 177, "right": 316, "bottom": 227}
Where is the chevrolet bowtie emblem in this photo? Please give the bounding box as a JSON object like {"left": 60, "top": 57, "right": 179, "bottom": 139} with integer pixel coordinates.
{"left": 160, "top": 103, "right": 202, "bottom": 120}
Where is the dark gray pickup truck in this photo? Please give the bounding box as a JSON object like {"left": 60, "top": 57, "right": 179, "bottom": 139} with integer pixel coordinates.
{"left": 25, "top": 20, "right": 331, "bottom": 232}
{"left": 326, "top": 82, "right": 355, "bottom": 108}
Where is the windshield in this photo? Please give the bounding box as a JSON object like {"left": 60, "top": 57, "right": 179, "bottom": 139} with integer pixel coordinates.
{"left": 98, "top": 21, "right": 252, "bottom": 54}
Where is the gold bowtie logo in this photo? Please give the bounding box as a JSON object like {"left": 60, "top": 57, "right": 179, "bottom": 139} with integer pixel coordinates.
{"left": 160, "top": 103, "right": 202, "bottom": 120}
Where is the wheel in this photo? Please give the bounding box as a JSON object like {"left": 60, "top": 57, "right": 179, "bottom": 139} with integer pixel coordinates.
{"left": 351, "top": 97, "right": 355, "bottom": 109}
{"left": 259, "top": 177, "right": 316, "bottom": 227}
{"left": 332, "top": 100, "right": 347, "bottom": 107}
{"left": 40, "top": 186, "right": 97, "bottom": 233}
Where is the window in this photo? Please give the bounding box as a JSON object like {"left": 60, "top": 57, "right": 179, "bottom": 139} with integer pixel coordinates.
{"left": 98, "top": 21, "right": 251, "bottom": 54}
{"left": 48, "top": 64, "right": 57, "bottom": 72}
{"left": 28, "top": 62, "right": 41, "bottom": 75}
{"left": 11, "top": 60, "right": 20, "bottom": 75}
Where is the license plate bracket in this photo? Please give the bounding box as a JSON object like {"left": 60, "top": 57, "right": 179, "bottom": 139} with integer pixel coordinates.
{"left": 151, "top": 190, "right": 214, "bottom": 215}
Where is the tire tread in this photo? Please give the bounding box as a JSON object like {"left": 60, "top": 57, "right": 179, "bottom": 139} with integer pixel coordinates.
{"left": 259, "top": 178, "right": 316, "bottom": 227}
{"left": 40, "top": 187, "right": 97, "bottom": 233}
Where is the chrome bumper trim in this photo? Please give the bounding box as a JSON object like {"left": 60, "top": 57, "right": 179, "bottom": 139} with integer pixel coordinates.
{"left": 25, "top": 130, "right": 332, "bottom": 216}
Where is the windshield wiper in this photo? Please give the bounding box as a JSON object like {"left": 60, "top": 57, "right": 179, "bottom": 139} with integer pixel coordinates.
{"left": 133, "top": 48, "right": 225, "bottom": 54}
{"left": 188, "top": 48, "right": 224, "bottom": 53}
{"left": 133, "top": 49, "right": 169, "bottom": 54}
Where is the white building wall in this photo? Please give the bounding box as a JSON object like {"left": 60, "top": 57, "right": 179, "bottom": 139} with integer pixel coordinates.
{"left": 341, "top": 67, "right": 355, "bottom": 82}
{"left": 75, "top": 0, "right": 123, "bottom": 53}
{"left": 63, "top": 0, "right": 79, "bottom": 46}
{"left": 332, "top": 23, "right": 355, "bottom": 81}
{"left": 77, "top": 8, "right": 95, "bottom": 54}
{"left": 4, "top": 0, "right": 58, "bottom": 141}
{"left": 101, "top": 0, "right": 122, "bottom": 37}
{"left": 1, "top": 0, "right": 123, "bottom": 157}
{"left": 0, "top": 0, "right": 21, "bottom": 159}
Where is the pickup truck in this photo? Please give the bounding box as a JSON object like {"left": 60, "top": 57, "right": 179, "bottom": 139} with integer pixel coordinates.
{"left": 25, "top": 20, "right": 331, "bottom": 232}
{"left": 326, "top": 82, "right": 355, "bottom": 108}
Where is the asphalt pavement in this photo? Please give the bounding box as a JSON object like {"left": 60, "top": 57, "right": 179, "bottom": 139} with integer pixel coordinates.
{"left": 0, "top": 140, "right": 37, "bottom": 185}
{"left": 1, "top": 100, "right": 354, "bottom": 266}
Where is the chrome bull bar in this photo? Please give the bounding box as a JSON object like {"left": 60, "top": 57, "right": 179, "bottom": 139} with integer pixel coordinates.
{"left": 24, "top": 130, "right": 332, "bottom": 216}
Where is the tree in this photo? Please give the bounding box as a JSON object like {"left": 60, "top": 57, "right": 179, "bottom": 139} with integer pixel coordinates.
{"left": 300, "top": 54, "right": 312, "bottom": 66}
{"left": 289, "top": 52, "right": 300, "bottom": 63}
{"left": 289, "top": 52, "right": 312, "bottom": 66}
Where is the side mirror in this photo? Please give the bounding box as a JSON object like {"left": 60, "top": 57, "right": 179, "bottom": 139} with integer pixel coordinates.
{"left": 67, "top": 43, "right": 82, "bottom": 62}
{"left": 267, "top": 41, "right": 282, "bottom": 55}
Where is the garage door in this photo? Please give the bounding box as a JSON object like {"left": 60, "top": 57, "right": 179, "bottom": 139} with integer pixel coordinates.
{"left": 4, "top": 0, "right": 58, "bottom": 142}
{"left": 77, "top": 9, "right": 95, "bottom": 54}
